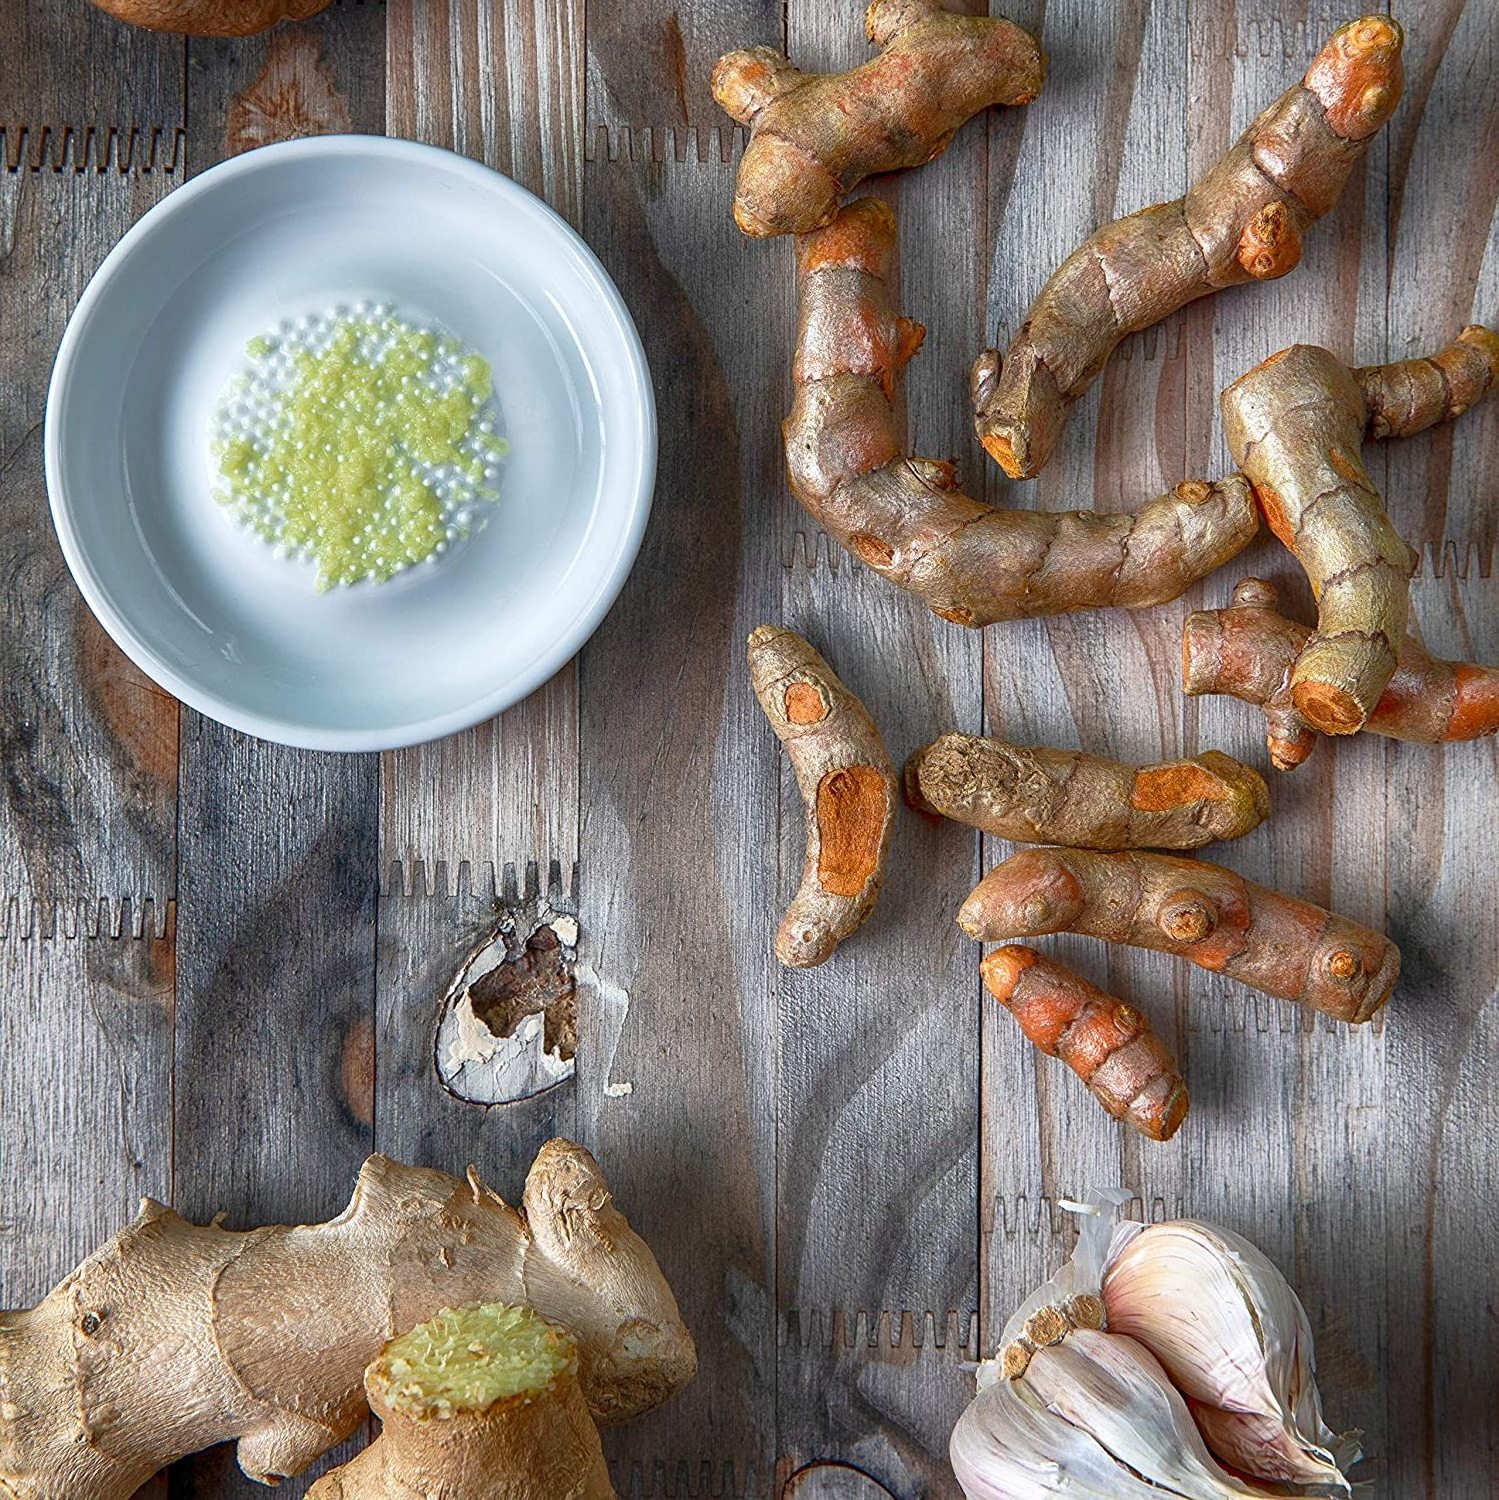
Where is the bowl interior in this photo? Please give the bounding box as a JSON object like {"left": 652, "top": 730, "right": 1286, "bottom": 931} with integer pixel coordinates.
{"left": 47, "top": 138, "right": 652, "bottom": 749}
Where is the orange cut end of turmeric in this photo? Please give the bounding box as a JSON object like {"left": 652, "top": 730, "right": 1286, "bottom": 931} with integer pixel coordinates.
{"left": 1292, "top": 678, "right": 1366, "bottom": 734}
{"left": 982, "top": 429, "right": 1026, "bottom": 479}
{"left": 814, "top": 764, "right": 888, "bottom": 897}
{"left": 1253, "top": 482, "right": 1297, "bottom": 552}
{"left": 783, "top": 681, "right": 828, "bottom": 724}
{"left": 1129, "top": 762, "right": 1228, "bottom": 812}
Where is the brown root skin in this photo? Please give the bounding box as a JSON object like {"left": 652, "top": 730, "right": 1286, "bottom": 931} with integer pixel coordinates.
{"left": 787, "top": 198, "right": 1259, "bottom": 625}
{"left": 749, "top": 625, "right": 898, "bottom": 967}
{"left": 308, "top": 1309, "right": 615, "bottom": 1500}
{"left": 906, "top": 734, "right": 1268, "bottom": 850}
{"left": 87, "top": 0, "right": 330, "bottom": 34}
{"left": 1223, "top": 344, "right": 1414, "bottom": 735}
{"left": 0, "top": 1142, "right": 694, "bottom": 1500}
{"left": 1184, "top": 578, "right": 1499, "bottom": 768}
{"left": 1358, "top": 324, "right": 1499, "bottom": 440}
{"left": 960, "top": 847, "right": 1399, "bottom": 1024}
{"left": 981, "top": 946, "right": 1188, "bottom": 1141}
{"left": 711, "top": 1, "right": 1043, "bottom": 237}
{"left": 972, "top": 16, "right": 1404, "bottom": 480}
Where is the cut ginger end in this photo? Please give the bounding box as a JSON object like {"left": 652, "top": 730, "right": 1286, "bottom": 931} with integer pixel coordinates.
{"left": 815, "top": 765, "right": 888, "bottom": 897}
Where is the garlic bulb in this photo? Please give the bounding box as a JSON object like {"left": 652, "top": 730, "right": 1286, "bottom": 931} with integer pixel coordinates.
{"left": 1102, "top": 1220, "right": 1357, "bottom": 1495}
{"left": 952, "top": 1316, "right": 1273, "bottom": 1499}
{"left": 950, "top": 1197, "right": 1356, "bottom": 1500}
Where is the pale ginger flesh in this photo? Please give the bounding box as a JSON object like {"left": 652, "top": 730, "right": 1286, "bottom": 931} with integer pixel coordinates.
{"left": 308, "top": 1303, "right": 615, "bottom": 1500}
{"left": 960, "top": 847, "right": 1399, "bottom": 1024}
{"left": 88, "top": 0, "right": 330, "bottom": 34}
{"left": 1221, "top": 328, "right": 1498, "bottom": 736}
{"left": 982, "top": 946, "right": 1189, "bottom": 1142}
{"left": 1184, "top": 578, "right": 1499, "bottom": 769}
{"left": 972, "top": 16, "right": 1405, "bottom": 479}
{"left": 786, "top": 198, "right": 1258, "bottom": 626}
{"left": 749, "top": 624, "right": 898, "bottom": 967}
{"left": 712, "top": 0, "right": 1043, "bottom": 237}
{"left": 906, "top": 734, "right": 1268, "bottom": 850}
{"left": 0, "top": 1141, "right": 694, "bottom": 1500}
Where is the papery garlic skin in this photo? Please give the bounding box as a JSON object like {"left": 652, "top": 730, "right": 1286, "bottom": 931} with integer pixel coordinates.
{"left": 952, "top": 1325, "right": 1274, "bottom": 1500}
{"left": 1101, "top": 1220, "right": 1356, "bottom": 1495}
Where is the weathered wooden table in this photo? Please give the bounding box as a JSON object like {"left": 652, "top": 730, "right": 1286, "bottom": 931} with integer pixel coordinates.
{"left": 2, "top": 1, "right": 1496, "bottom": 1495}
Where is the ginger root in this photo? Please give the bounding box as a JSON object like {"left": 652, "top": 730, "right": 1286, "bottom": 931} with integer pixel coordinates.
{"left": 982, "top": 946, "right": 1188, "bottom": 1142}
{"left": 307, "top": 1304, "right": 615, "bottom": 1500}
{"left": 787, "top": 197, "right": 1259, "bottom": 626}
{"left": 712, "top": 0, "right": 1043, "bottom": 238}
{"left": 1222, "top": 328, "right": 1499, "bottom": 735}
{"left": 906, "top": 734, "right": 1268, "bottom": 850}
{"left": 960, "top": 847, "right": 1399, "bottom": 1024}
{"left": 1184, "top": 578, "right": 1499, "bottom": 769}
{"left": 749, "top": 624, "right": 898, "bottom": 967}
{"left": 0, "top": 1141, "right": 693, "bottom": 1500}
{"left": 972, "top": 16, "right": 1404, "bottom": 479}
{"left": 86, "top": 0, "right": 330, "bottom": 34}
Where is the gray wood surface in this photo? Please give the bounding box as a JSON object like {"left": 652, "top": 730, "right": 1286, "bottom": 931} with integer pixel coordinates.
{"left": 1, "top": 1, "right": 1496, "bottom": 1496}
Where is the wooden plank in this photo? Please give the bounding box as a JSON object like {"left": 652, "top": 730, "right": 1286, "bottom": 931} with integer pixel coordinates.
{"left": 1378, "top": 4, "right": 1499, "bottom": 1494}
{"left": 1182, "top": 3, "right": 1395, "bottom": 1484}
{"left": 771, "top": 9, "right": 985, "bottom": 1493}
{"left": 977, "top": 0, "right": 1197, "bottom": 1362}
{"left": 166, "top": 12, "right": 386, "bottom": 1497}
{"left": 577, "top": 138, "right": 784, "bottom": 1498}
{"left": 978, "top": 5, "right": 1396, "bottom": 1485}
{"left": 379, "top": 0, "right": 584, "bottom": 920}
{"left": 0, "top": 169, "right": 179, "bottom": 929}
{"left": 0, "top": 2, "right": 183, "bottom": 157}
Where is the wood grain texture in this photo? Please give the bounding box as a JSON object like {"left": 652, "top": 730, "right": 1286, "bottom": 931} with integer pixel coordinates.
{"left": 380, "top": 0, "right": 583, "bottom": 904}
{"left": 1377, "top": 4, "right": 1499, "bottom": 1490}
{"left": 577, "top": 141, "right": 783, "bottom": 1496}
{"left": 165, "top": 12, "right": 386, "bottom": 1498}
{"left": 0, "top": 2, "right": 183, "bottom": 143}
{"left": 0, "top": 171, "right": 179, "bottom": 927}
{"left": 0, "top": 2, "right": 1496, "bottom": 1497}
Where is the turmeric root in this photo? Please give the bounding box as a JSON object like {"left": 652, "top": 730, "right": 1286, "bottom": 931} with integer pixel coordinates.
{"left": 1222, "top": 328, "right": 1499, "bottom": 735}
{"left": 307, "top": 1304, "right": 615, "bottom": 1500}
{"left": 787, "top": 198, "right": 1259, "bottom": 626}
{"left": 981, "top": 946, "right": 1189, "bottom": 1141}
{"left": 1184, "top": 578, "right": 1499, "bottom": 769}
{"left": 86, "top": 0, "right": 330, "bottom": 34}
{"left": 971, "top": 16, "right": 1404, "bottom": 479}
{"left": 0, "top": 1142, "right": 693, "bottom": 1500}
{"left": 906, "top": 734, "right": 1268, "bottom": 850}
{"left": 959, "top": 847, "right": 1399, "bottom": 1024}
{"left": 711, "top": 1, "right": 1044, "bottom": 238}
{"left": 749, "top": 624, "right": 898, "bottom": 967}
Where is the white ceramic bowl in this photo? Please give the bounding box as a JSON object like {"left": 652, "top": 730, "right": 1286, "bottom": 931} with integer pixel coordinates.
{"left": 46, "top": 135, "right": 654, "bottom": 751}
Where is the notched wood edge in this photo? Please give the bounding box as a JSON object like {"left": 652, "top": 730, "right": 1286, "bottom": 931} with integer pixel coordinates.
{"left": 584, "top": 122, "right": 746, "bottom": 164}
{"left": 0, "top": 895, "right": 175, "bottom": 941}
{"left": 779, "top": 1308, "right": 979, "bottom": 1356}
{"left": 1, "top": 124, "right": 185, "bottom": 174}
{"left": 381, "top": 857, "right": 578, "bottom": 904}
{"left": 608, "top": 1454, "right": 764, "bottom": 1500}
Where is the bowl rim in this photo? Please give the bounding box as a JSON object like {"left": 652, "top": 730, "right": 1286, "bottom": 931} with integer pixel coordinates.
{"left": 44, "top": 132, "right": 656, "bottom": 753}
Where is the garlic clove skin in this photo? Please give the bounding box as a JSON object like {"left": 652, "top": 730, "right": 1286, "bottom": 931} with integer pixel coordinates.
{"left": 951, "top": 1323, "right": 1276, "bottom": 1500}
{"left": 1101, "top": 1220, "right": 1356, "bottom": 1496}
